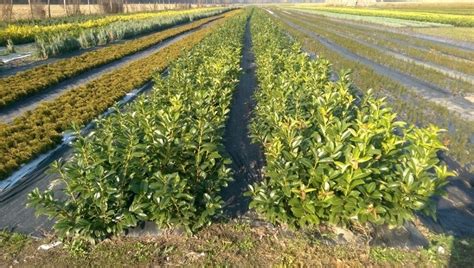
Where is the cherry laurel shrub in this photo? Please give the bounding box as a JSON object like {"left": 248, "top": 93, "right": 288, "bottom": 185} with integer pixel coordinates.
{"left": 28, "top": 12, "right": 247, "bottom": 244}
{"left": 246, "top": 11, "right": 455, "bottom": 228}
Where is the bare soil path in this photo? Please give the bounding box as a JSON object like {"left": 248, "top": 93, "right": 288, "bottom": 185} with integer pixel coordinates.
{"left": 221, "top": 18, "right": 264, "bottom": 217}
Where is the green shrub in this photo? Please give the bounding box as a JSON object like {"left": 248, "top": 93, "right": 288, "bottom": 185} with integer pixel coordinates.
{"left": 28, "top": 12, "right": 247, "bottom": 243}
{"left": 246, "top": 10, "right": 454, "bottom": 228}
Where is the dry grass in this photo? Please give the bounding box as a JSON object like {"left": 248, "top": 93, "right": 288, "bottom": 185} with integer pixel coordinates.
{"left": 0, "top": 221, "right": 462, "bottom": 267}
{"left": 7, "top": 4, "right": 205, "bottom": 20}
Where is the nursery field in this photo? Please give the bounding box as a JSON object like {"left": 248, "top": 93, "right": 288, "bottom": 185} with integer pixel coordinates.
{"left": 274, "top": 6, "right": 474, "bottom": 168}
{"left": 0, "top": 7, "right": 227, "bottom": 63}
{"left": 0, "top": 5, "right": 473, "bottom": 266}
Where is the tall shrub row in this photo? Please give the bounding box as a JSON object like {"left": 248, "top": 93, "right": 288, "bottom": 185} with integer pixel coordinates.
{"left": 246, "top": 10, "right": 453, "bottom": 227}
{"left": 28, "top": 11, "right": 247, "bottom": 243}
{"left": 35, "top": 8, "right": 229, "bottom": 57}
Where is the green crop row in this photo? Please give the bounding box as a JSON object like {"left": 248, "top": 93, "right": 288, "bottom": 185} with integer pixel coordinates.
{"left": 292, "top": 11, "right": 474, "bottom": 77}
{"left": 35, "top": 9, "right": 229, "bottom": 57}
{"left": 0, "top": 7, "right": 223, "bottom": 46}
{"left": 273, "top": 10, "right": 474, "bottom": 169}
{"left": 247, "top": 10, "right": 453, "bottom": 228}
{"left": 277, "top": 11, "right": 473, "bottom": 96}
{"left": 0, "top": 10, "right": 241, "bottom": 181}
{"left": 297, "top": 6, "right": 474, "bottom": 27}
{"left": 0, "top": 12, "right": 226, "bottom": 109}
{"left": 28, "top": 11, "right": 247, "bottom": 244}
{"left": 287, "top": 9, "right": 474, "bottom": 62}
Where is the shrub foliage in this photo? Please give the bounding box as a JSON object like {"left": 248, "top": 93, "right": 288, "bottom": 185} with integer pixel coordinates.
{"left": 0, "top": 12, "right": 227, "bottom": 109}
{"left": 0, "top": 12, "right": 239, "bottom": 181}
{"left": 246, "top": 10, "right": 454, "bottom": 228}
{"left": 28, "top": 11, "right": 246, "bottom": 242}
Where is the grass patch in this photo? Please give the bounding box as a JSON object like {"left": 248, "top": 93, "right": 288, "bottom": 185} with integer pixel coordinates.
{"left": 0, "top": 222, "right": 464, "bottom": 266}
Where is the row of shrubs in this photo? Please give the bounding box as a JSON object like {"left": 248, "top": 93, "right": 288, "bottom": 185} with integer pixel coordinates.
{"left": 0, "top": 7, "right": 223, "bottom": 46}
{"left": 246, "top": 10, "right": 453, "bottom": 227}
{"left": 0, "top": 10, "right": 240, "bottom": 180}
{"left": 35, "top": 8, "right": 230, "bottom": 57}
{"left": 28, "top": 10, "right": 247, "bottom": 243}
{"left": 0, "top": 11, "right": 228, "bottom": 109}
{"left": 272, "top": 9, "right": 474, "bottom": 171}
{"left": 24, "top": 8, "right": 453, "bottom": 246}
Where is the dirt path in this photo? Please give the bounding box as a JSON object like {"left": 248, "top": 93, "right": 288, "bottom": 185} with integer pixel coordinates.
{"left": 273, "top": 14, "right": 474, "bottom": 122}
{"left": 221, "top": 19, "right": 263, "bottom": 217}
{"left": 0, "top": 24, "right": 208, "bottom": 123}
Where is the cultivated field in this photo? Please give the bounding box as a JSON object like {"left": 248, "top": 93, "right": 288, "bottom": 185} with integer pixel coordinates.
{"left": 0, "top": 3, "right": 473, "bottom": 266}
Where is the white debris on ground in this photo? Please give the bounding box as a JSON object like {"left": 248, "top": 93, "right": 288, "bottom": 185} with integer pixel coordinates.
{"left": 1, "top": 53, "right": 31, "bottom": 64}
{"left": 437, "top": 246, "right": 446, "bottom": 255}
{"left": 38, "top": 241, "right": 62, "bottom": 251}
{"left": 465, "top": 95, "right": 474, "bottom": 104}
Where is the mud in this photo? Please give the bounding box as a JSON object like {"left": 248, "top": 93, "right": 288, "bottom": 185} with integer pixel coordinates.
{"left": 221, "top": 18, "right": 264, "bottom": 218}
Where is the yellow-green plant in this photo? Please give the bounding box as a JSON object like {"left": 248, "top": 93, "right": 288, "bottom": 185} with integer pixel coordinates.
{"left": 0, "top": 7, "right": 224, "bottom": 45}
{"left": 297, "top": 6, "right": 474, "bottom": 27}
{"left": 0, "top": 13, "right": 227, "bottom": 108}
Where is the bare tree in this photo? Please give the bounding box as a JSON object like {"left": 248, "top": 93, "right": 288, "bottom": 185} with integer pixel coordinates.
{"left": 47, "top": 0, "right": 51, "bottom": 18}
{"left": 28, "top": 0, "right": 33, "bottom": 18}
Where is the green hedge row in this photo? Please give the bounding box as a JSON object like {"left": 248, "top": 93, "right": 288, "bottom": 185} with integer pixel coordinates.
{"left": 35, "top": 9, "right": 229, "bottom": 57}
{"left": 28, "top": 11, "right": 247, "bottom": 243}
{"left": 247, "top": 10, "right": 453, "bottom": 228}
